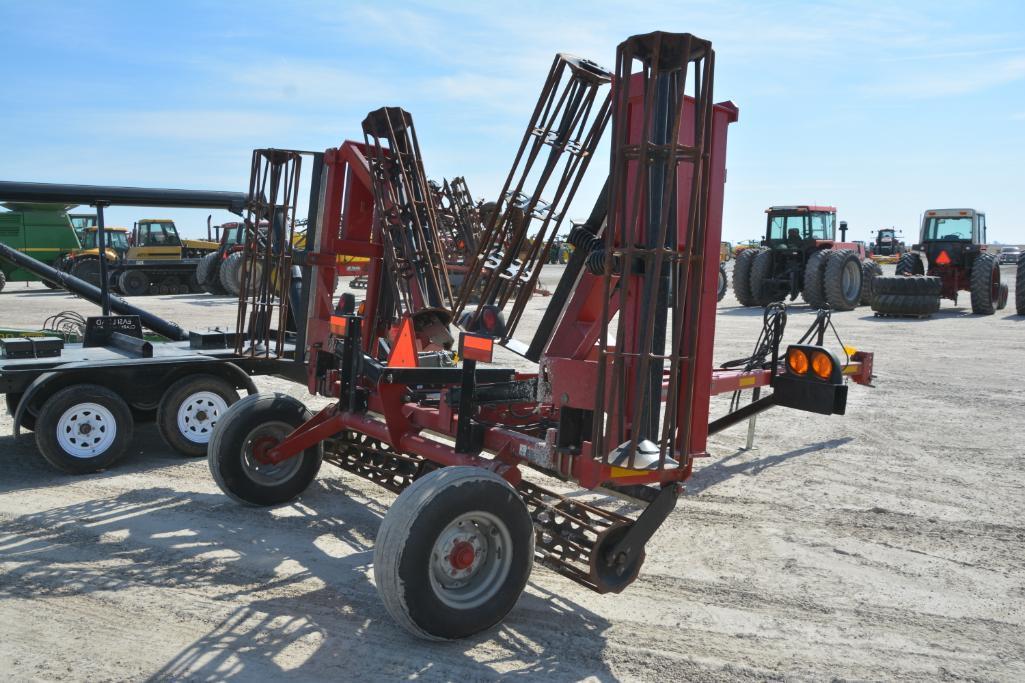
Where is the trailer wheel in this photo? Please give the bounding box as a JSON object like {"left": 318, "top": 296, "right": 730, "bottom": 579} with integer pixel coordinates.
{"left": 157, "top": 375, "right": 240, "bottom": 457}
{"left": 35, "top": 385, "right": 133, "bottom": 474}
{"left": 731, "top": 248, "right": 760, "bottom": 306}
{"left": 374, "top": 467, "right": 534, "bottom": 640}
{"left": 220, "top": 252, "right": 244, "bottom": 296}
{"left": 860, "top": 260, "right": 883, "bottom": 305}
{"left": 896, "top": 252, "right": 924, "bottom": 276}
{"left": 823, "top": 250, "right": 862, "bottom": 310}
{"left": 970, "top": 253, "right": 999, "bottom": 315}
{"left": 1016, "top": 254, "right": 1025, "bottom": 315}
{"left": 5, "top": 392, "right": 36, "bottom": 431}
{"left": 207, "top": 392, "right": 322, "bottom": 506}
{"left": 716, "top": 263, "right": 727, "bottom": 302}
{"left": 801, "top": 249, "right": 829, "bottom": 308}
{"left": 118, "top": 270, "right": 150, "bottom": 296}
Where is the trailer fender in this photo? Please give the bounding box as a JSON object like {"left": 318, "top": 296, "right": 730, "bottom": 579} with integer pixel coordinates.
{"left": 214, "top": 362, "right": 258, "bottom": 396}
{"left": 13, "top": 371, "right": 59, "bottom": 438}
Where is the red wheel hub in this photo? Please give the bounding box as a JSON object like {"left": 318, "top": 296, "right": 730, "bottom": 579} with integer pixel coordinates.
{"left": 251, "top": 435, "right": 279, "bottom": 464}
{"left": 449, "top": 540, "right": 476, "bottom": 571}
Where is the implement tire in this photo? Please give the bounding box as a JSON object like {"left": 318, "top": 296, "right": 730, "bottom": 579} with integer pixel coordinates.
{"left": 871, "top": 275, "right": 942, "bottom": 298}
{"left": 896, "top": 252, "right": 924, "bottom": 276}
{"left": 871, "top": 293, "right": 940, "bottom": 317}
{"left": 860, "top": 260, "right": 883, "bottom": 305}
{"left": 969, "top": 253, "right": 999, "bottom": 315}
{"left": 823, "top": 249, "right": 862, "bottom": 310}
{"left": 732, "top": 247, "right": 761, "bottom": 307}
{"left": 801, "top": 250, "right": 829, "bottom": 309}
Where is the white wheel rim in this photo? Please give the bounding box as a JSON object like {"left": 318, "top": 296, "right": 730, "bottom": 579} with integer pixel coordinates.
{"left": 56, "top": 402, "right": 117, "bottom": 458}
{"left": 177, "top": 391, "right": 229, "bottom": 444}
{"left": 428, "top": 511, "right": 513, "bottom": 610}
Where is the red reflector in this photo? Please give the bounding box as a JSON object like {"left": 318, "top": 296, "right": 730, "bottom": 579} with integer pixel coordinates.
{"left": 330, "top": 315, "right": 348, "bottom": 336}
{"left": 459, "top": 333, "right": 494, "bottom": 363}
{"left": 935, "top": 250, "right": 951, "bottom": 265}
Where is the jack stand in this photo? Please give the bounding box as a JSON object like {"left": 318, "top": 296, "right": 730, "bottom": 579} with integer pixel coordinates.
{"left": 743, "top": 387, "right": 760, "bottom": 450}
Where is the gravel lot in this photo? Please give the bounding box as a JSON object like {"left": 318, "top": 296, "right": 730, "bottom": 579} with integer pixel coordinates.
{"left": 1, "top": 263, "right": 1023, "bottom": 681}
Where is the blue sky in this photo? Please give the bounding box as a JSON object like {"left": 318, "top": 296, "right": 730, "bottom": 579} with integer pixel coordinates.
{"left": 1, "top": 1, "right": 1023, "bottom": 243}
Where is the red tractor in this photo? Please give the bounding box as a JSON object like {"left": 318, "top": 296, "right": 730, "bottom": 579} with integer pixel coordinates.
{"left": 871, "top": 208, "right": 1007, "bottom": 316}
{"left": 733, "top": 205, "right": 880, "bottom": 310}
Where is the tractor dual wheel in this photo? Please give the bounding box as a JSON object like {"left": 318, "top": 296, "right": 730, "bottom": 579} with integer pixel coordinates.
{"left": 749, "top": 249, "right": 778, "bottom": 306}
{"left": 871, "top": 293, "right": 940, "bottom": 317}
{"left": 896, "top": 252, "right": 925, "bottom": 276}
{"left": 970, "top": 253, "right": 1000, "bottom": 315}
{"left": 197, "top": 252, "right": 226, "bottom": 294}
{"left": 208, "top": 392, "right": 322, "bottom": 506}
{"left": 731, "top": 247, "right": 761, "bottom": 306}
{"left": 374, "top": 466, "right": 535, "bottom": 641}
{"left": 823, "top": 249, "right": 862, "bottom": 311}
{"left": 157, "top": 375, "right": 240, "bottom": 457}
{"left": 801, "top": 250, "right": 829, "bottom": 309}
{"left": 1017, "top": 254, "right": 1025, "bottom": 315}
{"left": 118, "top": 270, "right": 150, "bottom": 296}
{"left": 716, "top": 263, "right": 727, "bottom": 302}
{"left": 34, "top": 384, "right": 133, "bottom": 474}
{"left": 871, "top": 275, "right": 942, "bottom": 298}
{"left": 220, "top": 252, "right": 245, "bottom": 296}
{"left": 860, "top": 259, "right": 883, "bottom": 305}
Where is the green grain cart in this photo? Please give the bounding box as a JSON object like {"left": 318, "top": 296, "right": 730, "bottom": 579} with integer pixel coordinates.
{"left": 0, "top": 203, "right": 82, "bottom": 291}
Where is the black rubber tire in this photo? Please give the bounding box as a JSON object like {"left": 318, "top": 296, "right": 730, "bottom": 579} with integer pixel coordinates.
{"left": 871, "top": 293, "right": 941, "bottom": 316}
{"left": 196, "top": 252, "right": 224, "bottom": 294}
{"left": 70, "top": 258, "right": 102, "bottom": 286}
{"left": 207, "top": 392, "right": 322, "bottom": 506}
{"left": 5, "top": 392, "right": 35, "bottom": 431}
{"left": 801, "top": 250, "right": 829, "bottom": 308}
{"left": 157, "top": 375, "right": 240, "bottom": 457}
{"left": 374, "top": 466, "right": 534, "bottom": 641}
{"left": 1016, "top": 254, "right": 1025, "bottom": 315}
{"left": 749, "top": 249, "right": 776, "bottom": 306}
{"left": 42, "top": 278, "right": 60, "bottom": 290}
{"left": 716, "top": 263, "right": 727, "bottom": 302}
{"left": 823, "top": 250, "right": 862, "bottom": 311}
{"left": 896, "top": 252, "right": 925, "bottom": 276}
{"left": 970, "top": 253, "right": 999, "bottom": 315}
{"left": 118, "top": 269, "right": 150, "bottom": 296}
{"left": 732, "top": 248, "right": 761, "bottom": 306}
{"left": 996, "top": 282, "right": 1008, "bottom": 311}
{"left": 871, "top": 275, "right": 942, "bottom": 298}
{"left": 860, "top": 260, "right": 884, "bottom": 305}
{"left": 219, "top": 252, "right": 244, "bottom": 296}
{"left": 0, "top": 270, "right": 7, "bottom": 292}
{"left": 35, "top": 384, "right": 133, "bottom": 474}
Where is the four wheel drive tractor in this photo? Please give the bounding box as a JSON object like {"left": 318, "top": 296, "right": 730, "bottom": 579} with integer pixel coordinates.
{"left": 872, "top": 208, "right": 1007, "bottom": 316}
{"left": 196, "top": 221, "right": 246, "bottom": 295}
{"left": 867, "top": 227, "right": 905, "bottom": 257}
{"left": 732, "top": 205, "right": 880, "bottom": 311}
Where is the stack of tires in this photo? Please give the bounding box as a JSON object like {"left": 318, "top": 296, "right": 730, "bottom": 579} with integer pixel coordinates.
{"left": 732, "top": 247, "right": 873, "bottom": 311}
{"left": 871, "top": 251, "right": 1008, "bottom": 317}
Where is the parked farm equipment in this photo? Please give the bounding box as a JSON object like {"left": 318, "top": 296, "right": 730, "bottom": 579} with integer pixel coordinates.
{"left": 205, "top": 32, "right": 875, "bottom": 640}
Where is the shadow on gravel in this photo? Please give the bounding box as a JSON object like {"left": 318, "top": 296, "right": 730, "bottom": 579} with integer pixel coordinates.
{"left": 0, "top": 472, "right": 616, "bottom": 680}
{"left": 687, "top": 437, "right": 853, "bottom": 495}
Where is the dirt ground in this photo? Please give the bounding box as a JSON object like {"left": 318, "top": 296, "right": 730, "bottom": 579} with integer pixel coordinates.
{"left": 1, "top": 263, "right": 1023, "bottom": 681}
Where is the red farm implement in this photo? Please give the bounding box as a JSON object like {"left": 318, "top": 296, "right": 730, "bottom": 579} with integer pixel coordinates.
{"left": 207, "top": 31, "right": 875, "bottom": 640}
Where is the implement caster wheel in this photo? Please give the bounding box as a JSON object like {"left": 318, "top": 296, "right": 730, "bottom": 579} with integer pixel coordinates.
{"left": 158, "top": 374, "right": 240, "bottom": 456}
{"left": 374, "top": 467, "right": 534, "bottom": 640}
{"left": 35, "top": 384, "right": 133, "bottom": 474}
{"left": 207, "top": 393, "right": 322, "bottom": 506}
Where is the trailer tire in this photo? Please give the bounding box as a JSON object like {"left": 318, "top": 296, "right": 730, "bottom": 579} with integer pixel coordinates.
{"left": 970, "top": 253, "right": 999, "bottom": 315}
{"left": 749, "top": 249, "right": 777, "bottom": 306}
{"left": 860, "top": 259, "right": 883, "bottom": 305}
{"left": 896, "top": 252, "right": 924, "bottom": 276}
{"left": 207, "top": 392, "right": 322, "bottom": 506}
{"left": 374, "top": 466, "right": 534, "bottom": 641}
{"left": 220, "top": 252, "right": 244, "bottom": 296}
{"left": 871, "top": 293, "right": 940, "bottom": 317}
{"left": 732, "top": 247, "right": 760, "bottom": 306}
{"left": 801, "top": 250, "right": 829, "bottom": 308}
{"left": 823, "top": 250, "right": 862, "bottom": 310}
{"left": 716, "top": 263, "right": 727, "bottom": 302}
{"left": 5, "top": 393, "right": 35, "bottom": 431}
{"left": 35, "top": 384, "right": 133, "bottom": 474}
{"left": 118, "top": 270, "right": 150, "bottom": 296}
{"left": 158, "top": 375, "right": 240, "bottom": 457}
{"left": 871, "top": 275, "right": 942, "bottom": 298}
{"left": 1017, "top": 254, "right": 1025, "bottom": 315}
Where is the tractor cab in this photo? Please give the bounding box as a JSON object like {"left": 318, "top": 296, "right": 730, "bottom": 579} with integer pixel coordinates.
{"left": 78, "top": 226, "right": 130, "bottom": 257}
{"left": 129, "top": 219, "right": 218, "bottom": 261}
{"left": 915, "top": 209, "right": 986, "bottom": 271}
{"left": 870, "top": 227, "right": 904, "bottom": 256}
{"left": 764, "top": 205, "right": 838, "bottom": 252}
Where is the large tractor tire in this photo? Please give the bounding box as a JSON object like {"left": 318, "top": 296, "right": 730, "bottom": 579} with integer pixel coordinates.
{"left": 716, "top": 263, "right": 727, "bottom": 302}
{"left": 118, "top": 270, "right": 150, "bottom": 296}
{"left": 197, "top": 252, "right": 225, "bottom": 294}
{"left": 70, "top": 258, "right": 102, "bottom": 286}
{"left": 860, "top": 259, "right": 884, "bottom": 305}
{"left": 823, "top": 249, "right": 862, "bottom": 310}
{"left": 896, "top": 252, "right": 925, "bottom": 276}
{"left": 801, "top": 250, "right": 829, "bottom": 309}
{"left": 219, "top": 251, "right": 244, "bottom": 296}
{"left": 749, "top": 249, "right": 777, "bottom": 306}
{"left": 969, "top": 253, "right": 1000, "bottom": 315}
{"left": 871, "top": 293, "right": 940, "bottom": 317}
{"left": 732, "top": 247, "right": 761, "bottom": 306}
{"left": 1016, "top": 254, "right": 1025, "bottom": 315}
{"left": 871, "top": 275, "right": 942, "bottom": 298}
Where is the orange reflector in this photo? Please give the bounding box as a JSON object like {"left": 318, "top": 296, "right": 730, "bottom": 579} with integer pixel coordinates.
{"left": 459, "top": 333, "right": 494, "bottom": 363}
{"left": 787, "top": 348, "right": 809, "bottom": 375}
{"left": 387, "top": 317, "right": 419, "bottom": 368}
{"left": 935, "top": 250, "right": 951, "bottom": 265}
{"left": 330, "top": 315, "right": 348, "bottom": 336}
{"left": 811, "top": 351, "right": 834, "bottom": 380}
